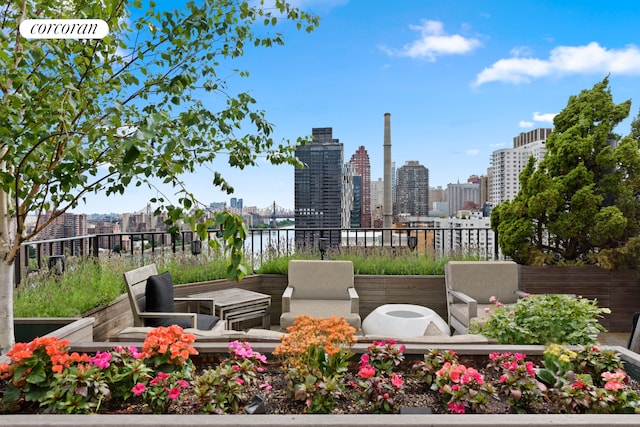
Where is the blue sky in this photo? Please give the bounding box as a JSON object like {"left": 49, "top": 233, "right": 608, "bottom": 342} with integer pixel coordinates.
{"left": 77, "top": 0, "right": 640, "bottom": 214}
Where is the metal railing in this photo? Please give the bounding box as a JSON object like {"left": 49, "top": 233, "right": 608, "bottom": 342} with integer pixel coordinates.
{"left": 15, "top": 226, "right": 499, "bottom": 286}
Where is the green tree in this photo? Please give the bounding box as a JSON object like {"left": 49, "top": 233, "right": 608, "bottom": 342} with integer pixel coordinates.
{"left": 492, "top": 77, "right": 640, "bottom": 268}
{"left": 0, "top": 0, "right": 318, "bottom": 350}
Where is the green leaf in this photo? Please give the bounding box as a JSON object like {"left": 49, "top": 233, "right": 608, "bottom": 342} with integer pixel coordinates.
{"left": 123, "top": 145, "right": 140, "bottom": 164}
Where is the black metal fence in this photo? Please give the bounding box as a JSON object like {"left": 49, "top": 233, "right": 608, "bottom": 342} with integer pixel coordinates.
{"left": 15, "top": 226, "right": 499, "bottom": 286}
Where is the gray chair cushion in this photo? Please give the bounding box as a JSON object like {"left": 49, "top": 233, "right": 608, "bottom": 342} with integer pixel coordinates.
{"left": 153, "top": 313, "right": 220, "bottom": 330}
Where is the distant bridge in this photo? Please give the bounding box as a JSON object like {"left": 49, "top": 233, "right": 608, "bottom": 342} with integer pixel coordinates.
{"left": 252, "top": 202, "right": 294, "bottom": 226}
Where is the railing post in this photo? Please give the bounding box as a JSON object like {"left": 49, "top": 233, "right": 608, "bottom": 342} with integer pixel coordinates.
{"left": 93, "top": 235, "right": 99, "bottom": 258}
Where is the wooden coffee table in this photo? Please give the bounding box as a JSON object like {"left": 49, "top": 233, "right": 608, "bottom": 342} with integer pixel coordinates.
{"left": 190, "top": 287, "right": 271, "bottom": 330}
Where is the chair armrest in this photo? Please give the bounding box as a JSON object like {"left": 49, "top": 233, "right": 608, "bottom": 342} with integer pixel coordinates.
{"left": 348, "top": 287, "right": 359, "bottom": 314}
{"left": 282, "top": 286, "right": 294, "bottom": 313}
{"left": 447, "top": 289, "right": 478, "bottom": 323}
{"left": 138, "top": 312, "right": 197, "bottom": 328}
{"left": 175, "top": 297, "right": 215, "bottom": 314}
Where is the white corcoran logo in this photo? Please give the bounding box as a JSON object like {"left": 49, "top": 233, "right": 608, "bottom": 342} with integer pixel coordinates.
{"left": 19, "top": 19, "right": 109, "bottom": 39}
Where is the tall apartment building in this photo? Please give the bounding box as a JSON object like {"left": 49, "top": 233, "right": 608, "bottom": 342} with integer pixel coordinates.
{"left": 349, "top": 146, "right": 372, "bottom": 228}
{"left": 94, "top": 221, "right": 123, "bottom": 251}
{"left": 395, "top": 160, "right": 429, "bottom": 217}
{"left": 39, "top": 211, "right": 88, "bottom": 255}
{"left": 490, "top": 128, "right": 552, "bottom": 205}
{"left": 447, "top": 181, "right": 480, "bottom": 217}
{"left": 432, "top": 215, "right": 495, "bottom": 258}
{"left": 350, "top": 175, "right": 362, "bottom": 228}
{"left": 429, "top": 186, "right": 448, "bottom": 217}
{"left": 294, "top": 128, "right": 344, "bottom": 237}
{"left": 370, "top": 178, "right": 384, "bottom": 227}
{"left": 342, "top": 162, "right": 356, "bottom": 229}
{"left": 230, "top": 198, "right": 243, "bottom": 209}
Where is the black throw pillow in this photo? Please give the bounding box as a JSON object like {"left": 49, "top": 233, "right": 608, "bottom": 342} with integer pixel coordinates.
{"left": 145, "top": 272, "right": 175, "bottom": 326}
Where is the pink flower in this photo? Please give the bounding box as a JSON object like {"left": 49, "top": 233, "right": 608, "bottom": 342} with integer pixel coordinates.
{"left": 358, "top": 364, "right": 376, "bottom": 379}
{"left": 259, "top": 382, "right": 273, "bottom": 391}
{"left": 391, "top": 373, "right": 404, "bottom": 388}
{"left": 525, "top": 361, "right": 536, "bottom": 376}
{"left": 499, "top": 374, "right": 509, "bottom": 383}
{"left": 156, "top": 371, "right": 170, "bottom": 381}
{"left": 359, "top": 354, "right": 370, "bottom": 365}
{"left": 90, "top": 351, "right": 112, "bottom": 369}
{"left": 448, "top": 402, "right": 466, "bottom": 414}
{"left": 489, "top": 296, "right": 497, "bottom": 303}
{"left": 168, "top": 387, "right": 180, "bottom": 399}
{"left": 178, "top": 380, "right": 189, "bottom": 388}
{"left": 132, "top": 383, "right": 146, "bottom": 396}
{"left": 602, "top": 370, "right": 626, "bottom": 382}
{"left": 235, "top": 378, "right": 245, "bottom": 385}
{"left": 571, "top": 380, "right": 586, "bottom": 390}
{"left": 605, "top": 381, "right": 624, "bottom": 391}
{"left": 484, "top": 307, "right": 491, "bottom": 314}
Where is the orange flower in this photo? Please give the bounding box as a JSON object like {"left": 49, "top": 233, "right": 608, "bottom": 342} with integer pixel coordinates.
{"left": 141, "top": 326, "right": 198, "bottom": 364}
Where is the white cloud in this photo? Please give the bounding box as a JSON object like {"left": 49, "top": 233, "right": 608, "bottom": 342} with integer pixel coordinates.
{"left": 466, "top": 149, "right": 480, "bottom": 156}
{"left": 489, "top": 142, "right": 506, "bottom": 148}
{"left": 510, "top": 46, "right": 533, "bottom": 57}
{"left": 381, "top": 20, "right": 482, "bottom": 61}
{"left": 519, "top": 121, "right": 534, "bottom": 128}
{"left": 533, "top": 112, "right": 556, "bottom": 123}
{"left": 474, "top": 42, "right": 640, "bottom": 85}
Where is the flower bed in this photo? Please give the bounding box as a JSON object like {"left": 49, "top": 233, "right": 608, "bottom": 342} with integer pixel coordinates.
{"left": 2, "top": 315, "right": 640, "bottom": 420}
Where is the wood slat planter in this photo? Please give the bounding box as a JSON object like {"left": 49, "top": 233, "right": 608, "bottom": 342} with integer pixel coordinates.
{"left": 519, "top": 266, "right": 640, "bottom": 332}
{"left": 3, "top": 344, "right": 640, "bottom": 426}
{"left": 84, "top": 265, "right": 639, "bottom": 341}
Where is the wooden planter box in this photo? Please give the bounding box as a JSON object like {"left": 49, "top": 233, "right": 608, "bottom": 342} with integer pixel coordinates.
{"left": 13, "top": 317, "right": 94, "bottom": 343}
{"left": 2, "top": 343, "right": 640, "bottom": 426}
{"left": 520, "top": 266, "right": 640, "bottom": 332}
{"left": 85, "top": 267, "right": 639, "bottom": 342}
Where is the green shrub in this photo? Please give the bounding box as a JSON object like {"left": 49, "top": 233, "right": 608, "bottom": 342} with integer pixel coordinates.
{"left": 14, "top": 253, "right": 246, "bottom": 318}
{"left": 468, "top": 294, "right": 610, "bottom": 345}
{"left": 14, "top": 257, "right": 136, "bottom": 317}
{"left": 256, "top": 249, "right": 474, "bottom": 276}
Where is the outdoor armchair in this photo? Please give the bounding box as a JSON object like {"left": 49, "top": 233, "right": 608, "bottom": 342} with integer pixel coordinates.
{"left": 123, "top": 264, "right": 222, "bottom": 330}
{"left": 279, "top": 260, "right": 361, "bottom": 331}
{"left": 445, "top": 260, "right": 525, "bottom": 335}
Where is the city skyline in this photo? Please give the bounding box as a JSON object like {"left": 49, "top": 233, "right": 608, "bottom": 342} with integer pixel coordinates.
{"left": 72, "top": 0, "right": 640, "bottom": 214}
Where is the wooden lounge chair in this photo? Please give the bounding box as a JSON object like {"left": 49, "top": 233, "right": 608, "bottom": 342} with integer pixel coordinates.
{"left": 123, "top": 264, "right": 222, "bottom": 330}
